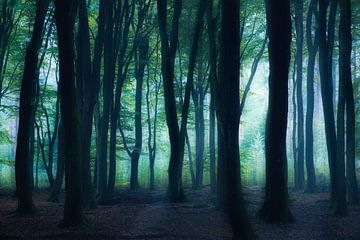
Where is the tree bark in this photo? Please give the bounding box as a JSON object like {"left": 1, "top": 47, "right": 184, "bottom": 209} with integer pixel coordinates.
{"left": 77, "top": 0, "right": 101, "bottom": 209}
{"left": 318, "top": 0, "right": 338, "bottom": 205}
{"left": 305, "top": 0, "right": 318, "bottom": 193}
{"left": 211, "top": 0, "right": 255, "bottom": 239}
{"left": 48, "top": 121, "right": 65, "bottom": 203}
{"left": 207, "top": 0, "right": 217, "bottom": 194}
{"left": 54, "top": 0, "right": 83, "bottom": 226}
{"left": 336, "top": 0, "right": 354, "bottom": 214}
{"left": 15, "top": 0, "right": 50, "bottom": 214}
{"left": 98, "top": 0, "right": 115, "bottom": 201}
{"left": 258, "top": 0, "right": 293, "bottom": 223}
{"left": 295, "top": 0, "right": 305, "bottom": 190}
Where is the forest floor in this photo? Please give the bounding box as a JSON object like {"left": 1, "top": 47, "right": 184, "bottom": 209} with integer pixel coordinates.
{"left": 0, "top": 186, "right": 359, "bottom": 240}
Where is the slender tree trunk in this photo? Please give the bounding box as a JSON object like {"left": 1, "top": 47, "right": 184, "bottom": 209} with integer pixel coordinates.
{"left": 91, "top": 0, "right": 106, "bottom": 192}
{"left": 129, "top": 36, "right": 149, "bottom": 190}
{"left": 345, "top": 75, "right": 359, "bottom": 205}
{"left": 0, "top": 0, "right": 16, "bottom": 106}
{"left": 295, "top": 0, "right": 305, "bottom": 190}
{"left": 318, "top": 0, "right": 338, "bottom": 205}
{"left": 305, "top": 0, "right": 318, "bottom": 193}
{"left": 259, "top": 0, "right": 293, "bottom": 223}
{"left": 98, "top": 0, "right": 115, "bottom": 200}
{"left": 15, "top": 0, "right": 50, "bottom": 214}
{"left": 341, "top": 0, "right": 358, "bottom": 206}
{"left": 336, "top": 0, "right": 354, "bottom": 214}
{"left": 292, "top": 58, "right": 297, "bottom": 187}
{"left": 207, "top": 0, "right": 217, "bottom": 194}
{"left": 157, "top": 0, "right": 207, "bottom": 201}
{"left": 193, "top": 73, "right": 205, "bottom": 190}
{"left": 54, "top": 0, "right": 83, "bottom": 225}
{"left": 48, "top": 121, "right": 64, "bottom": 203}
{"left": 146, "top": 44, "right": 160, "bottom": 191}
{"left": 77, "top": 0, "right": 100, "bottom": 209}
{"left": 212, "top": 0, "right": 255, "bottom": 239}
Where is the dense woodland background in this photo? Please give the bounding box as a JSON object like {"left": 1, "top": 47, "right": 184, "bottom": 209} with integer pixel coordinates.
{"left": 0, "top": 0, "right": 359, "bottom": 239}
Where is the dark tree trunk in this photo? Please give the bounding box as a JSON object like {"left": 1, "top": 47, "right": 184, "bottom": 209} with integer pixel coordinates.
{"left": 77, "top": 0, "right": 99, "bottom": 208}
{"left": 305, "top": 0, "right": 318, "bottom": 193}
{"left": 185, "top": 130, "right": 195, "bottom": 187}
{"left": 98, "top": 0, "right": 115, "bottom": 201}
{"left": 295, "top": 0, "right": 305, "bottom": 190}
{"left": 207, "top": 0, "right": 217, "bottom": 194}
{"left": 15, "top": 0, "right": 50, "bottom": 214}
{"left": 91, "top": 0, "right": 106, "bottom": 193}
{"left": 192, "top": 66, "right": 206, "bottom": 190}
{"left": 157, "top": 0, "right": 183, "bottom": 201}
{"left": 0, "top": 0, "right": 16, "bottom": 106}
{"left": 146, "top": 56, "right": 160, "bottom": 190}
{"left": 209, "top": 96, "right": 216, "bottom": 193}
{"left": 336, "top": 0, "right": 353, "bottom": 214}
{"left": 129, "top": 35, "right": 149, "bottom": 190}
{"left": 108, "top": 0, "right": 133, "bottom": 195}
{"left": 318, "top": 0, "right": 338, "bottom": 205}
{"left": 157, "top": 0, "right": 206, "bottom": 201}
{"left": 259, "top": 0, "right": 293, "bottom": 223}
{"left": 292, "top": 59, "right": 297, "bottom": 187}
{"left": 211, "top": 0, "right": 254, "bottom": 239}
{"left": 54, "top": 0, "right": 83, "bottom": 226}
{"left": 345, "top": 72, "right": 359, "bottom": 204}
{"left": 341, "top": 0, "right": 358, "bottom": 206}
{"left": 48, "top": 121, "right": 65, "bottom": 203}
{"left": 345, "top": 33, "right": 359, "bottom": 205}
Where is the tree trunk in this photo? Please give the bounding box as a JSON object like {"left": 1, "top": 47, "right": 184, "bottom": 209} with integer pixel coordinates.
{"left": 146, "top": 44, "right": 160, "bottom": 191}
{"left": 336, "top": 0, "right": 353, "bottom": 215}
{"left": 295, "top": 0, "right": 305, "bottom": 190}
{"left": 318, "top": 0, "right": 338, "bottom": 205}
{"left": 54, "top": 0, "right": 83, "bottom": 226}
{"left": 48, "top": 121, "right": 65, "bottom": 203}
{"left": 15, "top": 0, "right": 50, "bottom": 214}
{"left": 258, "top": 0, "right": 293, "bottom": 223}
{"left": 207, "top": 0, "right": 217, "bottom": 194}
{"left": 193, "top": 70, "right": 206, "bottom": 190}
{"left": 108, "top": 0, "right": 133, "bottom": 195}
{"left": 341, "top": 0, "right": 359, "bottom": 206}
{"left": 129, "top": 34, "right": 149, "bottom": 190}
{"left": 77, "top": 0, "right": 102, "bottom": 209}
{"left": 157, "top": 0, "right": 206, "bottom": 201}
{"left": 305, "top": 0, "right": 318, "bottom": 193}
{"left": 212, "top": 0, "right": 255, "bottom": 239}
{"left": 98, "top": 0, "right": 115, "bottom": 201}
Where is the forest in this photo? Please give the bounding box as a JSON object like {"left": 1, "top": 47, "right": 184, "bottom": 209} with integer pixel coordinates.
{"left": 0, "top": 0, "right": 359, "bottom": 239}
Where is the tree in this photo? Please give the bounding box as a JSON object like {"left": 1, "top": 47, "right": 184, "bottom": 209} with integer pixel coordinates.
{"left": 48, "top": 121, "right": 64, "bottom": 203}
{"left": 77, "top": 0, "right": 101, "bottom": 209}
{"left": 156, "top": 0, "right": 207, "bottom": 201}
{"left": 294, "top": 0, "right": 305, "bottom": 190}
{"left": 97, "top": 0, "right": 115, "bottom": 201}
{"left": 108, "top": 0, "right": 135, "bottom": 195}
{"left": 207, "top": 0, "right": 217, "bottom": 194}
{"left": 54, "top": 0, "right": 83, "bottom": 225}
{"left": 192, "top": 47, "right": 207, "bottom": 190}
{"left": 0, "top": 0, "right": 16, "bottom": 107}
{"left": 210, "top": 0, "right": 255, "bottom": 238}
{"left": 258, "top": 0, "right": 293, "bottom": 223}
{"left": 305, "top": 0, "right": 318, "bottom": 193}
{"left": 15, "top": 0, "right": 50, "bottom": 214}
{"left": 318, "top": 0, "right": 338, "bottom": 205}
{"left": 343, "top": 0, "right": 359, "bottom": 206}
{"left": 335, "top": 0, "right": 354, "bottom": 215}
{"left": 146, "top": 43, "right": 161, "bottom": 190}
{"left": 118, "top": 0, "right": 151, "bottom": 191}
